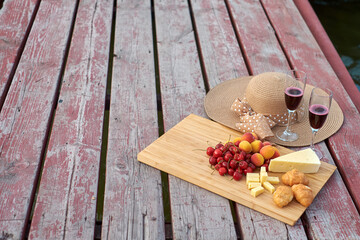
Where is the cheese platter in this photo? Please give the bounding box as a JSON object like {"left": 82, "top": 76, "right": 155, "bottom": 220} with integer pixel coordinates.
{"left": 137, "top": 114, "right": 337, "bottom": 225}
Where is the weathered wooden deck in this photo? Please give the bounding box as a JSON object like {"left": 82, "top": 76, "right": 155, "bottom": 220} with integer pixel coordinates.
{"left": 0, "top": 0, "right": 360, "bottom": 239}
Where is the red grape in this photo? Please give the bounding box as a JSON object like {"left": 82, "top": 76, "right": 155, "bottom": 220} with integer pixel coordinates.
{"left": 217, "top": 157, "right": 224, "bottom": 164}
{"left": 219, "top": 167, "right": 227, "bottom": 176}
{"left": 215, "top": 143, "right": 223, "bottom": 149}
{"left": 214, "top": 164, "right": 221, "bottom": 171}
{"left": 224, "top": 153, "right": 233, "bottom": 162}
{"left": 213, "top": 149, "right": 222, "bottom": 158}
{"left": 206, "top": 147, "right": 215, "bottom": 156}
{"left": 243, "top": 167, "right": 253, "bottom": 175}
{"left": 229, "top": 146, "right": 238, "bottom": 155}
{"left": 233, "top": 171, "right": 242, "bottom": 181}
{"left": 238, "top": 161, "right": 248, "bottom": 170}
{"left": 209, "top": 156, "right": 217, "bottom": 166}
{"left": 229, "top": 160, "right": 238, "bottom": 170}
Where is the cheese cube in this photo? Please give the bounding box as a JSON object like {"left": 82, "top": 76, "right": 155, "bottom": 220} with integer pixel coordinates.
{"left": 267, "top": 176, "right": 280, "bottom": 185}
{"left": 246, "top": 173, "right": 259, "bottom": 185}
{"left": 260, "top": 166, "right": 266, "bottom": 172}
{"left": 248, "top": 182, "right": 262, "bottom": 190}
{"left": 260, "top": 171, "right": 268, "bottom": 183}
{"left": 251, "top": 186, "right": 264, "bottom": 197}
{"left": 262, "top": 181, "right": 275, "bottom": 193}
{"left": 268, "top": 148, "right": 321, "bottom": 173}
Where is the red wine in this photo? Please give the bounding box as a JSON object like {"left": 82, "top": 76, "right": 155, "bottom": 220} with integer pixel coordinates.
{"left": 309, "top": 104, "right": 329, "bottom": 129}
{"left": 285, "top": 87, "right": 303, "bottom": 110}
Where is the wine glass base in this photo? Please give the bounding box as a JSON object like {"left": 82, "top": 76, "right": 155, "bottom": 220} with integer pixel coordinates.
{"left": 276, "top": 129, "right": 299, "bottom": 142}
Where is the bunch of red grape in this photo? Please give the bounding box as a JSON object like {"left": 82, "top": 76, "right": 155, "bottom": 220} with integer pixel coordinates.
{"left": 206, "top": 133, "right": 280, "bottom": 181}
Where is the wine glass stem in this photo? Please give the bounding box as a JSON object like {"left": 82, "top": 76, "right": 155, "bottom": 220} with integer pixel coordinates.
{"left": 310, "top": 128, "right": 318, "bottom": 150}
{"left": 284, "top": 109, "right": 295, "bottom": 134}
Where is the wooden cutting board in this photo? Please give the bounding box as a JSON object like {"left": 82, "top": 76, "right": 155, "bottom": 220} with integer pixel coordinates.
{"left": 137, "top": 114, "right": 337, "bottom": 225}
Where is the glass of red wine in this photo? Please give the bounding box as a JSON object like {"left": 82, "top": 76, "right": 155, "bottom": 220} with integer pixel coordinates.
{"left": 276, "top": 69, "right": 307, "bottom": 142}
{"left": 309, "top": 87, "right": 332, "bottom": 159}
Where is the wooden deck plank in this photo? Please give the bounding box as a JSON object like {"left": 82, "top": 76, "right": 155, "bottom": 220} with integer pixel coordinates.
{"left": 189, "top": 0, "right": 247, "bottom": 85}
{"left": 155, "top": 0, "right": 237, "bottom": 239}
{"left": 260, "top": 0, "right": 360, "bottom": 237}
{"left": 101, "top": 0, "right": 165, "bottom": 239}
{"left": 0, "top": 0, "right": 77, "bottom": 238}
{"left": 225, "top": 0, "right": 307, "bottom": 238}
{"left": 0, "top": 0, "right": 38, "bottom": 106}
{"left": 28, "top": 0, "right": 113, "bottom": 238}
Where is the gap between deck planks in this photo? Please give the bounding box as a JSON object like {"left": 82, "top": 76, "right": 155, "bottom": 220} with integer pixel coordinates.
{"left": 101, "top": 0, "right": 165, "bottom": 238}
{"left": 28, "top": 0, "right": 113, "bottom": 238}
{"left": 0, "top": 0, "right": 79, "bottom": 238}
{"left": 0, "top": 0, "right": 39, "bottom": 109}
{"left": 154, "top": 0, "right": 239, "bottom": 239}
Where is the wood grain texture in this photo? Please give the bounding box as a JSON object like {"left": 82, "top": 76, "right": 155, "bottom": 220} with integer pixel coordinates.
{"left": 225, "top": 0, "right": 308, "bottom": 238}
{"left": 28, "top": 0, "right": 112, "bottom": 238}
{"left": 261, "top": 0, "right": 360, "bottom": 211}
{"left": 260, "top": 0, "right": 360, "bottom": 238}
{"left": 0, "top": 0, "right": 38, "bottom": 106}
{"left": 189, "top": 0, "right": 247, "bottom": 86}
{"left": 101, "top": 0, "right": 165, "bottom": 239}
{"left": 138, "top": 114, "right": 337, "bottom": 226}
{"left": 154, "top": 0, "right": 237, "bottom": 239}
{"left": 226, "top": 0, "right": 291, "bottom": 75}
{"left": 0, "top": 0, "right": 77, "bottom": 238}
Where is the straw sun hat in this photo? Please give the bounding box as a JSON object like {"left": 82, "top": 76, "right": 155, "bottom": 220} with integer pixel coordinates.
{"left": 204, "top": 72, "right": 344, "bottom": 147}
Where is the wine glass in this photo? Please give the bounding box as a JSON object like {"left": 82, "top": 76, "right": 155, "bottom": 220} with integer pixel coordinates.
{"left": 276, "top": 69, "right": 307, "bottom": 142}
{"left": 309, "top": 87, "right": 333, "bottom": 159}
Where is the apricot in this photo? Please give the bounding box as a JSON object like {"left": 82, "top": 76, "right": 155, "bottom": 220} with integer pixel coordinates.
{"left": 260, "top": 145, "right": 275, "bottom": 159}
{"left": 272, "top": 147, "right": 280, "bottom": 159}
{"left": 251, "top": 153, "right": 265, "bottom": 167}
{"left": 250, "top": 140, "right": 263, "bottom": 153}
{"left": 239, "top": 140, "right": 252, "bottom": 153}
{"left": 232, "top": 137, "right": 242, "bottom": 144}
{"left": 251, "top": 132, "right": 259, "bottom": 140}
{"left": 241, "top": 132, "right": 255, "bottom": 143}
{"left": 262, "top": 141, "right": 272, "bottom": 146}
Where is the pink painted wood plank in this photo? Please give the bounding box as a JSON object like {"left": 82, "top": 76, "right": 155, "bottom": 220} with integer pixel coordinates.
{"left": 0, "top": 0, "right": 77, "bottom": 238}
{"left": 227, "top": 0, "right": 360, "bottom": 238}
{"left": 27, "top": 0, "right": 113, "bottom": 238}
{"left": 0, "top": 0, "right": 38, "bottom": 106}
{"left": 260, "top": 0, "right": 360, "bottom": 237}
{"left": 101, "top": 0, "right": 165, "bottom": 238}
{"left": 155, "top": 0, "right": 237, "bottom": 239}
{"left": 189, "top": 0, "right": 247, "bottom": 86}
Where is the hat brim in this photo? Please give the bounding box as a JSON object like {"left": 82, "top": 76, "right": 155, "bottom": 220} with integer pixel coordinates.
{"left": 204, "top": 76, "right": 344, "bottom": 147}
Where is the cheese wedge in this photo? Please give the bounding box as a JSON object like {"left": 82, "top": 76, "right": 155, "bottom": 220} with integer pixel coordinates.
{"left": 268, "top": 148, "right": 321, "bottom": 173}
{"left": 251, "top": 186, "right": 264, "bottom": 197}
